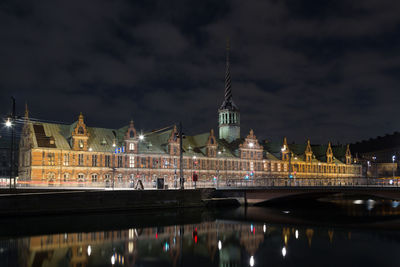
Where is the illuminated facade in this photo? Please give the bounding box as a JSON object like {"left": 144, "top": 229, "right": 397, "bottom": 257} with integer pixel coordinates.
{"left": 18, "top": 48, "right": 362, "bottom": 186}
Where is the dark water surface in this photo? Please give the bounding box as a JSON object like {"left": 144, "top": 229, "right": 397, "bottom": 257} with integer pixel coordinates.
{"left": 2, "top": 196, "right": 400, "bottom": 267}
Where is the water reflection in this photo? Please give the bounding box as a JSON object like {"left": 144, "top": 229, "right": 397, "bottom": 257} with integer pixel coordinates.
{"left": 1, "top": 218, "right": 399, "bottom": 267}
{"left": 2, "top": 199, "right": 400, "bottom": 266}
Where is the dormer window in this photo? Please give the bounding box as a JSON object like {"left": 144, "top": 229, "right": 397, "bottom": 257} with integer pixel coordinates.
{"left": 130, "top": 130, "right": 134, "bottom": 138}
{"left": 78, "top": 127, "right": 84, "bottom": 134}
{"left": 79, "top": 140, "right": 84, "bottom": 149}
{"left": 101, "top": 138, "right": 107, "bottom": 145}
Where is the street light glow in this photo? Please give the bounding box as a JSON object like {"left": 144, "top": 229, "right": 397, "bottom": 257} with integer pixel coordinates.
{"left": 282, "top": 246, "right": 287, "bottom": 257}
{"left": 249, "top": 256, "right": 255, "bottom": 267}
{"left": 87, "top": 245, "right": 92, "bottom": 256}
{"left": 139, "top": 134, "right": 144, "bottom": 140}
{"left": 5, "top": 118, "right": 11, "bottom": 127}
{"left": 111, "top": 254, "right": 115, "bottom": 265}
{"left": 218, "top": 240, "right": 222, "bottom": 250}
{"left": 249, "top": 142, "right": 254, "bottom": 148}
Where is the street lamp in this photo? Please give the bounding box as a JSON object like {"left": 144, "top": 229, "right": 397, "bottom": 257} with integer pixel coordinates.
{"left": 5, "top": 118, "right": 11, "bottom": 127}
{"left": 281, "top": 145, "right": 292, "bottom": 183}
{"left": 217, "top": 151, "right": 221, "bottom": 189}
{"left": 392, "top": 155, "right": 396, "bottom": 183}
{"left": 6, "top": 97, "right": 16, "bottom": 189}
{"left": 192, "top": 156, "right": 197, "bottom": 189}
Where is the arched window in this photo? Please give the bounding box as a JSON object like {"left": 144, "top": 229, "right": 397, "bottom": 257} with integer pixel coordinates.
{"left": 63, "top": 173, "right": 69, "bottom": 182}
{"left": 117, "top": 174, "right": 123, "bottom": 182}
{"left": 91, "top": 174, "right": 98, "bottom": 182}
{"left": 78, "top": 127, "right": 84, "bottom": 134}
{"left": 130, "top": 130, "right": 134, "bottom": 138}
{"left": 48, "top": 172, "right": 55, "bottom": 181}
{"left": 78, "top": 173, "right": 85, "bottom": 181}
{"left": 129, "top": 143, "right": 135, "bottom": 151}
{"left": 104, "top": 174, "right": 111, "bottom": 182}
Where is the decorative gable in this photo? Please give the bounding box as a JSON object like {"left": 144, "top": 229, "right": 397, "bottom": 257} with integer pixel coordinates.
{"left": 345, "top": 144, "right": 352, "bottom": 165}
{"left": 124, "top": 120, "right": 138, "bottom": 153}
{"left": 168, "top": 125, "right": 180, "bottom": 156}
{"left": 281, "top": 137, "right": 290, "bottom": 161}
{"left": 326, "top": 142, "right": 333, "bottom": 163}
{"left": 239, "top": 129, "right": 262, "bottom": 159}
{"left": 206, "top": 129, "right": 218, "bottom": 157}
{"left": 305, "top": 140, "right": 313, "bottom": 163}
{"left": 71, "top": 113, "right": 90, "bottom": 151}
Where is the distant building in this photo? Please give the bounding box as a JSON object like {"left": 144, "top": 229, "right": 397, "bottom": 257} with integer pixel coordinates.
{"left": 18, "top": 47, "right": 361, "bottom": 186}
{"left": 351, "top": 133, "right": 400, "bottom": 178}
{"left": 0, "top": 130, "right": 18, "bottom": 185}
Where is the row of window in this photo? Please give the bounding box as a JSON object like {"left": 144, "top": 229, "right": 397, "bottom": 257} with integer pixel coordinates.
{"left": 264, "top": 162, "right": 361, "bottom": 174}
{"left": 43, "top": 152, "right": 265, "bottom": 171}
{"left": 42, "top": 152, "right": 359, "bottom": 174}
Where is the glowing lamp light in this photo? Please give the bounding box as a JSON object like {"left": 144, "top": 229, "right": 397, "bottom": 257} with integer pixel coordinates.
{"left": 139, "top": 134, "right": 144, "bottom": 140}
{"left": 282, "top": 246, "right": 287, "bottom": 257}
{"left": 5, "top": 118, "right": 12, "bottom": 127}
{"left": 295, "top": 230, "right": 299, "bottom": 239}
{"left": 87, "top": 245, "right": 92, "bottom": 256}
{"left": 111, "top": 254, "right": 115, "bottom": 265}
{"left": 263, "top": 224, "right": 267, "bottom": 233}
{"left": 390, "top": 179, "right": 393, "bottom": 185}
{"left": 88, "top": 147, "right": 93, "bottom": 152}
{"left": 250, "top": 256, "right": 255, "bottom": 267}
{"left": 218, "top": 240, "right": 222, "bottom": 250}
{"left": 249, "top": 142, "right": 254, "bottom": 148}
{"left": 164, "top": 242, "right": 170, "bottom": 251}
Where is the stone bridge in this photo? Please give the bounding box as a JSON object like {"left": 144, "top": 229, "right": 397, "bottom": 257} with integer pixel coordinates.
{"left": 213, "top": 187, "right": 400, "bottom": 205}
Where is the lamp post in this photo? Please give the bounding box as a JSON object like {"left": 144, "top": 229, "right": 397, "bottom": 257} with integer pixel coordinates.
{"left": 179, "top": 122, "right": 184, "bottom": 190}
{"left": 5, "top": 97, "right": 16, "bottom": 189}
{"left": 217, "top": 151, "right": 221, "bottom": 189}
{"left": 281, "top": 145, "right": 292, "bottom": 185}
{"left": 192, "top": 156, "right": 197, "bottom": 189}
{"left": 392, "top": 155, "right": 396, "bottom": 184}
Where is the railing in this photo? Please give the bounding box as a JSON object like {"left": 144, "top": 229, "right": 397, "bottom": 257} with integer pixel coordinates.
{"left": 9, "top": 177, "right": 400, "bottom": 190}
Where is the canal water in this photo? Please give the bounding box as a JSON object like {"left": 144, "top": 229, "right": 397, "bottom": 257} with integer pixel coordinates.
{"left": 1, "top": 195, "right": 400, "bottom": 266}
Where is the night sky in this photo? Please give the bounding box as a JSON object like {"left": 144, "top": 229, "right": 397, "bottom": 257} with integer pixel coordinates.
{"left": 1, "top": 0, "right": 400, "bottom": 144}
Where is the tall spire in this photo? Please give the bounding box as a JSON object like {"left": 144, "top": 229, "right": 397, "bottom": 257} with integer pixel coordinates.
{"left": 219, "top": 38, "right": 239, "bottom": 111}
{"left": 225, "top": 38, "right": 232, "bottom": 101}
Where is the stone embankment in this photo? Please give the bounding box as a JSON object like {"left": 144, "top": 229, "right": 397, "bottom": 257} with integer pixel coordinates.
{"left": 0, "top": 188, "right": 240, "bottom": 216}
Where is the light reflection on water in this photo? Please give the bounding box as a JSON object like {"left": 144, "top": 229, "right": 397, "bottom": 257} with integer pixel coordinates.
{"left": 1, "top": 202, "right": 400, "bottom": 266}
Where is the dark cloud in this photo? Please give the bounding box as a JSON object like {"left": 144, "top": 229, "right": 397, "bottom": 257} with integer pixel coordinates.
{"left": 1, "top": 0, "right": 400, "bottom": 144}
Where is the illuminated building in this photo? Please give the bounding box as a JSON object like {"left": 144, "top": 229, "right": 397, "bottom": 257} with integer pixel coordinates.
{"left": 18, "top": 48, "right": 361, "bottom": 186}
